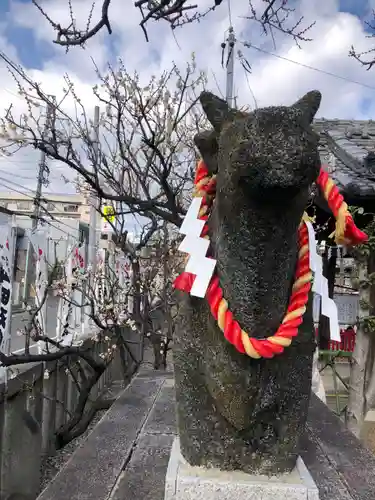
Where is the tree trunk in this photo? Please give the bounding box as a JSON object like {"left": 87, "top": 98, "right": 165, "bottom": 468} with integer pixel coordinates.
{"left": 347, "top": 256, "right": 370, "bottom": 437}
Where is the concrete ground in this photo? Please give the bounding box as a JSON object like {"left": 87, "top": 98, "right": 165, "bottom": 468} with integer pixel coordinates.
{"left": 37, "top": 365, "right": 176, "bottom": 500}
{"left": 36, "top": 357, "right": 375, "bottom": 500}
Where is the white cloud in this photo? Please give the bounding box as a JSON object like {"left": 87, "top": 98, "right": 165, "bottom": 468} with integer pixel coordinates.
{"left": 0, "top": 0, "right": 374, "bottom": 198}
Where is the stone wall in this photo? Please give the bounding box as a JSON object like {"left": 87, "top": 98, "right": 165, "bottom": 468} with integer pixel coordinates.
{"left": 0, "top": 337, "right": 140, "bottom": 500}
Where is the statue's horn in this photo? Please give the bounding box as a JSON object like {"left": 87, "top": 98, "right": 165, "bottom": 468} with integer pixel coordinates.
{"left": 291, "top": 90, "right": 322, "bottom": 124}
{"left": 199, "top": 91, "right": 244, "bottom": 132}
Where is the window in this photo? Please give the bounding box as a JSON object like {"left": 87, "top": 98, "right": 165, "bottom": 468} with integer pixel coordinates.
{"left": 17, "top": 201, "right": 31, "bottom": 210}
{"left": 46, "top": 202, "right": 56, "bottom": 212}
{"left": 63, "top": 204, "right": 79, "bottom": 212}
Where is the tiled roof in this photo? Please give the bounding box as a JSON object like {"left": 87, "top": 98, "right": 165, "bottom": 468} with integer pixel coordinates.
{"left": 313, "top": 119, "right": 375, "bottom": 201}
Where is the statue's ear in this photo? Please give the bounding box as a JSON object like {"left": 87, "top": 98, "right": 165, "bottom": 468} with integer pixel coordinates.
{"left": 194, "top": 130, "right": 218, "bottom": 175}
{"left": 291, "top": 90, "right": 322, "bottom": 124}
{"left": 200, "top": 91, "right": 245, "bottom": 132}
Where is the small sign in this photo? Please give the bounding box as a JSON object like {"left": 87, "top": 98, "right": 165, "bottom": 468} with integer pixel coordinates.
{"left": 313, "top": 293, "right": 358, "bottom": 325}
{"left": 102, "top": 205, "right": 115, "bottom": 233}
{"left": 101, "top": 220, "right": 114, "bottom": 233}
{"left": 103, "top": 205, "right": 115, "bottom": 223}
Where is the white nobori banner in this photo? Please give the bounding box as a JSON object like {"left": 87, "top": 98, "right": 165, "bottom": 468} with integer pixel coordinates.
{"left": 0, "top": 219, "right": 13, "bottom": 354}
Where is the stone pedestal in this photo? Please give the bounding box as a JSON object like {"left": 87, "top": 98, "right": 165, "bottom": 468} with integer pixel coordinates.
{"left": 165, "top": 438, "right": 319, "bottom": 500}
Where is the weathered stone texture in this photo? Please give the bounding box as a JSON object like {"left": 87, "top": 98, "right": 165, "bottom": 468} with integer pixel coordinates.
{"left": 174, "top": 91, "right": 322, "bottom": 474}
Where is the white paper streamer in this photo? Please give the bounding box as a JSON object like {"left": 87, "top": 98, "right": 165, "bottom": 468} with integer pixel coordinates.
{"left": 305, "top": 221, "right": 341, "bottom": 342}
{"left": 178, "top": 197, "right": 216, "bottom": 298}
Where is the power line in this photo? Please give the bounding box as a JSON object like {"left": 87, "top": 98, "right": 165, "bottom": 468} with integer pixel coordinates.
{"left": 0, "top": 186, "right": 77, "bottom": 240}
{"left": 0, "top": 171, "right": 61, "bottom": 181}
{"left": 242, "top": 42, "right": 375, "bottom": 92}
{"left": 0, "top": 176, "right": 36, "bottom": 194}
{"left": 236, "top": 52, "right": 258, "bottom": 109}
{"left": 0, "top": 179, "right": 84, "bottom": 238}
{"left": 0, "top": 158, "right": 69, "bottom": 167}
{"left": 0, "top": 176, "right": 77, "bottom": 209}
{"left": 0, "top": 87, "right": 24, "bottom": 99}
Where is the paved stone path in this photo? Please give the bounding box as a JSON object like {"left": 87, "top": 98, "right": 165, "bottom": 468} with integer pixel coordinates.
{"left": 110, "top": 374, "right": 175, "bottom": 500}
{"left": 37, "top": 365, "right": 375, "bottom": 500}
{"left": 37, "top": 368, "right": 175, "bottom": 500}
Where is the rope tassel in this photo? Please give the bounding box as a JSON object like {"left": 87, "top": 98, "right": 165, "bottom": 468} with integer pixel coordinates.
{"left": 316, "top": 168, "right": 368, "bottom": 246}
{"left": 174, "top": 161, "right": 367, "bottom": 359}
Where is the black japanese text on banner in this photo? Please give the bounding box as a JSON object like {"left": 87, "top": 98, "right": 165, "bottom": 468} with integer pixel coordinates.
{"left": 0, "top": 219, "right": 14, "bottom": 354}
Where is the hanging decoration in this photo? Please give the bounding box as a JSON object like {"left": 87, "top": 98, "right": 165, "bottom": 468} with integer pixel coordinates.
{"left": 73, "top": 244, "right": 85, "bottom": 271}
{"left": 305, "top": 221, "right": 340, "bottom": 341}
{"left": 174, "top": 161, "right": 367, "bottom": 359}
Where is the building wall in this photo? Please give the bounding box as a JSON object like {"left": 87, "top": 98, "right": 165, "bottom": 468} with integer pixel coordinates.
{"left": 0, "top": 192, "right": 89, "bottom": 221}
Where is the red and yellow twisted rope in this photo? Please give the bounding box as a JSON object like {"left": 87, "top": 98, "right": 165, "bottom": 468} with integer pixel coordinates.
{"left": 174, "top": 161, "right": 367, "bottom": 359}
{"left": 316, "top": 168, "right": 366, "bottom": 245}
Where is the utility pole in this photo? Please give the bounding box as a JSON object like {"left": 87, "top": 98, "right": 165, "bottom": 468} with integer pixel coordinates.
{"left": 162, "top": 220, "right": 168, "bottom": 311}
{"left": 84, "top": 106, "right": 99, "bottom": 333}
{"left": 32, "top": 101, "right": 54, "bottom": 229}
{"left": 225, "top": 26, "right": 236, "bottom": 107}
{"left": 23, "top": 99, "right": 54, "bottom": 305}
{"left": 88, "top": 106, "right": 100, "bottom": 275}
{"left": 116, "top": 168, "right": 125, "bottom": 239}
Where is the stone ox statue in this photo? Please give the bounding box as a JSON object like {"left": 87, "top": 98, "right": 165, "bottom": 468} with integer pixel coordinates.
{"left": 174, "top": 90, "right": 322, "bottom": 475}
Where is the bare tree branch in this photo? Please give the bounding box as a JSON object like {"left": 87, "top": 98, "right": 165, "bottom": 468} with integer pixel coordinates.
{"left": 0, "top": 55, "right": 206, "bottom": 232}
{"left": 247, "top": 0, "right": 316, "bottom": 48}
{"left": 350, "top": 10, "right": 375, "bottom": 70}
{"left": 31, "top": 0, "right": 224, "bottom": 46}
{"left": 30, "top": 0, "right": 317, "bottom": 47}
{"left": 32, "top": 0, "right": 112, "bottom": 47}
{"left": 135, "top": 0, "right": 223, "bottom": 40}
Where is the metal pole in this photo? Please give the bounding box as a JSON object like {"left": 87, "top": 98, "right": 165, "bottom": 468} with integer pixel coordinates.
{"left": 116, "top": 168, "right": 125, "bottom": 237}
{"left": 85, "top": 106, "right": 99, "bottom": 333}
{"left": 88, "top": 106, "right": 99, "bottom": 275}
{"left": 226, "top": 26, "right": 236, "bottom": 107}
{"left": 23, "top": 100, "right": 54, "bottom": 305}
{"left": 162, "top": 220, "right": 168, "bottom": 311}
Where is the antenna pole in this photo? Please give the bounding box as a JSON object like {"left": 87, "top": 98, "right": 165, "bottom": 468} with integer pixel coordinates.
{"left": 225, "top": 26, "right": 236, "bottom": 107}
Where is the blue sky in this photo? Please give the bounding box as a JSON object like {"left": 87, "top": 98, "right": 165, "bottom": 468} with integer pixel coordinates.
{"left": 1, "top": 0, "right": 374, "bottom": 71}
{"left": 1, "top": 0, "right": 54, "bottom": 68}
{"left": 2, "top": 0, "right": 375, "bottom": 197}
{"left": 1, "top": 1, "right": 375, "bottom": 119}
{"left": 339, "top": 0, "right": 369, "bottom": 19}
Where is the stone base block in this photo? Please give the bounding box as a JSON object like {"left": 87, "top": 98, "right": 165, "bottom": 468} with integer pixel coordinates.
{"left": 165, "top": 438, "right": 319, "bottom": 500}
